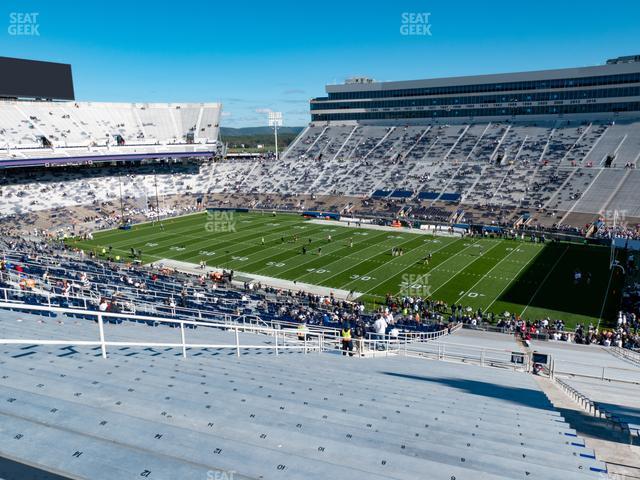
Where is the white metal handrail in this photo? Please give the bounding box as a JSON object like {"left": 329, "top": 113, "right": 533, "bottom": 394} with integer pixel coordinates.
{"left": 551, "top": 358, "right": 640, "bottom": 385}
{"left": 0, "top": 301, "right": 325, "bottom": 359}
{"left": 609, "top": 345, "right": 640, "bottom": 367}
{"left": 0, "top": 281, "right": 454, "bottom": 342}
{"left": 0, "top": 299, "right": 458, "bottom": 360}
{"left": 4, "top": 294, "right": 636, "bottom": 383}
{"left": 401, "top": 339, "right": 531, "bottom": 371}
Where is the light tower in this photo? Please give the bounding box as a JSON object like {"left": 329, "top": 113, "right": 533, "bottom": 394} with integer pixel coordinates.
{"left": 268, "top": 111, "right": 283, "bottom": 160}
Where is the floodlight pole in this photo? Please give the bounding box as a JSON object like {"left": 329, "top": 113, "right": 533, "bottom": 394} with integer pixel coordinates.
{"left": 118, "top": 173, "right": 125, "bottom": 225}
{"left": 153, "top": 170, "right": 163, "bottom": 228}
{"left": 268, "top": 112, "right": 283, "bottom": 161}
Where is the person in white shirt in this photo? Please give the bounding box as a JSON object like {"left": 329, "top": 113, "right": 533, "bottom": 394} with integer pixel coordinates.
{"left": 98, "top": 299, "right": 109, "bottom": 312}
{"left": 373, "top": 316, "right": 388, "bottom": 350}
{"left": 374, "top": 316, "right": 388, "bottom": 336}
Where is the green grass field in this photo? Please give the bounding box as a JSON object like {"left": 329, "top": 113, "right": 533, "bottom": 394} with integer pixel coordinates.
{"left": 69, "top": 211, "right": 624, "bottom": 329}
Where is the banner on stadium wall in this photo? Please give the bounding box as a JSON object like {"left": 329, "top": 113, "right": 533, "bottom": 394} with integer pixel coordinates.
{"left": 420, "top": 223, "right": 468, "bottom": 235}
{"left": 207, "top": 207, "right": 249, "bottom": 213}
{"left": 336, "top": 217, "right": 371, "bottom": 224}
{"left": 302, "top": 211, "right": 341, "bottom": 220}
{"left": 613, "top": 237, "right": 640, "bottom": 252}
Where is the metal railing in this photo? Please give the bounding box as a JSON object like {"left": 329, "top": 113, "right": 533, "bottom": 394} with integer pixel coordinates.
{"left": 0, "top": 301, "right": 453, "bottom": 360}
{"left": 0, "top": 301, "right": 324, "bottom": 359}
{"left": 6, "top": 291, "right": 639, "bottom": 383}
{"left": 555, "top": 377, "right": 639, "bottom": 445}
{"left": 462, "top": 322, "right": 578, "bottom": 341}
{"left": 551, "top": 358, "right": 640, "bottom": 385}
{"left": 609, "top": 345, "right": 640, "bottom": 367}
{"left": 400, "top": 337, "right": 530, "bottom": 371}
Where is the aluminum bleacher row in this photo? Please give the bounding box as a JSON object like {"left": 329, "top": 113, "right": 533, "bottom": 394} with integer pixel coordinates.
{"left": 253, "top": 122, "right": 640, "bottom": 211}
{"left": 235, "top": 120, "right": 640, "bottom": 221}
{"left": 0, "top": 100, "right": 222, "bottom": 217}
{"left": 0, "top": 162, "right": 215, "bottom": 216}
{"left": 0, "top": 305, "right": 610, "bottom": 479}
{"left": 3, "top": 116, "right": 640, "bottom": 225}
{"left": 0, "top": 100, "right": 220, "bottom": 150}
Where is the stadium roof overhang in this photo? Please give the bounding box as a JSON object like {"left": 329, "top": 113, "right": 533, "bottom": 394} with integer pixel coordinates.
{"left": 325, "top": 61, "right": 640, "bottom": 94}
{"left": 0, "top": 150, "right": 216, "bottom": 169}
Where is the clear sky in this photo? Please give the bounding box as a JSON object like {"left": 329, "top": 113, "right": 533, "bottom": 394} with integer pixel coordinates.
{"left": 1, "top": 0, "right": 639, "bottom": 127}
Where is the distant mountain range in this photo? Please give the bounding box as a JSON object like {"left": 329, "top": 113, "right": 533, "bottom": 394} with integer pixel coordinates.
{"left": 220, "top": 126, "right": 304, "bottom": 137}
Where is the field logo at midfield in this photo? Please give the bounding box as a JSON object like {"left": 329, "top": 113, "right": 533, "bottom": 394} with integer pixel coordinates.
{"left": 400, "top": 273, "right": 431, "bottom": 297}
{"left": 400, "top": 12, "right": 432, "bottom": 36}
{"left": 205, "top": 211, "right": 237, "bottom": 233}
{"left": 8, "top": 12, "right": 40, "bottom": 36}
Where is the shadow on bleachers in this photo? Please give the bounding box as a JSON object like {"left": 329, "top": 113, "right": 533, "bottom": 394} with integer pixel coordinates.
{"left": 0, "top": 455, "right": 70, "bottom": 480}
{"left": 382, "top": 372, "right": 552, "bottom": 410}
{"left": 555, "top": 405, "right": 636, "bottom": 446}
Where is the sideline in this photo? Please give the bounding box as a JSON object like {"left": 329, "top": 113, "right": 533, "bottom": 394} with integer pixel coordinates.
{"left": 155, "top": 258, "right": 363, "bottom": 301}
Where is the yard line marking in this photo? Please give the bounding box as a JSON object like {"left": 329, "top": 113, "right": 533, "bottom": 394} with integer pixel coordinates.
{"left": 520, "top": 245, "right": 569, "bottom": 317}
{"left": 318, "top": 234, "right": 458, "bottom": 287}
{"left": 144, "top": 223, "right": 291, "bottom": 254}
{"left": 95, "top": 211, "right": 241, "bottom": 244}
{"left": 454, "top": 242, "right": 525, "bottom": 304}
{"left": 248, "top": 229, "right": 396, "bottom": 275}
{"left": 296, "top": 233, "right": 433, "bottom": 284}
{"left": 341, "top": 236, "right": 464, "bottom": 293}
{"left": 103, "top": 213, "right": 287, "bottom": 250}
{"left": 90, "top": 210, "right": 203, "bottom": 239}
{"left": 183, "top": 222, "right": 336, "bottom": 267}
{"left": 86, "top": 245, "right": 164, "bottom": 264}
{"left": 425, "top": 239, "right": 506, "bottom": 298}
{"left": 282, "top": 232, "right": 402, "bottom": 282}
{"left": 145, "top": 215, "right": 321, "bottom": 262}
{"left": 88, "top": 215, "right": 314, "bottom": 265}
{"left": 481, "top": 244, "right": 542, "bottom": 313}
{"left": 356, "top": 237, "right": 479, "bottom": 298}
{"left": 256, "top": 230, "right": 393, "bottom": 277}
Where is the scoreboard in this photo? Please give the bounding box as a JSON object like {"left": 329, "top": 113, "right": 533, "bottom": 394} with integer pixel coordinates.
{"left": 0, "top": 56, "right": 74, "bottom": 100}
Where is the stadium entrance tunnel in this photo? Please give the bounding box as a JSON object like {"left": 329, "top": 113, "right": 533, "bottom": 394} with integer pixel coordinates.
{"left": 496, "top": 242, "right": 623, "bottom": 321}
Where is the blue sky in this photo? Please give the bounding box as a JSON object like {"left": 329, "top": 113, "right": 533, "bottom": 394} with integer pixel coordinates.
{"left": 1, "top": 0, "right": 639, "bottom": 127}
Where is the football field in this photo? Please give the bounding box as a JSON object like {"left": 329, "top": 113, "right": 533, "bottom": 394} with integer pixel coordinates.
{"left": 70, "top": 211, "right": 623, "bottom": 329}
